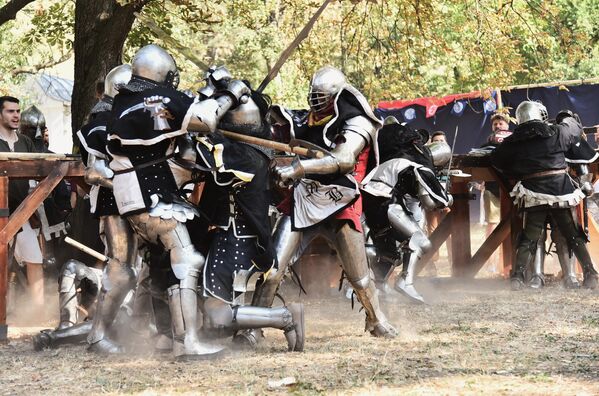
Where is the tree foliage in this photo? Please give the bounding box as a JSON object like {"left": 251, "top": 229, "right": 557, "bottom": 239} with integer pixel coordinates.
{"left": 1, "top": 0, "right": 599, "bottom": 111}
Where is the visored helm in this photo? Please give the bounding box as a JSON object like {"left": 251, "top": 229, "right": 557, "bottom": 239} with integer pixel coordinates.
{"left": 515, "top": 100, "right": 548, "bottom": 124}
{"left": 104, "top": 64, "right": 132, "bottom": 98}
{"left": 307, "top": 66, "right": 346, "bottom": 114}
{"left": 131, "top": 44, "right": 179, "bottom": 88}
{"left": 20, "top": 105, "right": 46, "bottom": 140}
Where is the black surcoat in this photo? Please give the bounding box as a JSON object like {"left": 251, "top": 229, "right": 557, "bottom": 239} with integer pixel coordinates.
{"left": 491, "top": 118, "right": 597, "bottom": 208}
{"left": 107, "top": 83, "right": 194, "bottom": 215}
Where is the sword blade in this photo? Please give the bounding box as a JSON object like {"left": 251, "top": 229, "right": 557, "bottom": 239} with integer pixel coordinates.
{"left": 445, "top": 125, "right": 459, "bottom": 192}
{"left": 256, "top": 0, "right": 333, "bottom": 93}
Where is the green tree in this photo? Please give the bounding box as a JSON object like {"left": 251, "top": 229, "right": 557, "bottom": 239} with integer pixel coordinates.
{"left": 1, "top": 0, "right": 598, "bottom": 134}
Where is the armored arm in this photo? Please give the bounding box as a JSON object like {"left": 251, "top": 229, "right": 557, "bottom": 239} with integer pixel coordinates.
{"left": 274, "top": 116, "right": 375, "bottom": 183}
{"left": 84, "top": 154, "right": 114, "bottom": 189}
{"left": 417, "top": 183, "right": 453, "bottom": 210}
{"left": 572, "top": 164, "right": 593, "bottom": 196}
{"left": 418, "top": 184, "right": 439, "bottom": 211}
{"left": 184, "top": 79, "right": 251, "bottom": 134}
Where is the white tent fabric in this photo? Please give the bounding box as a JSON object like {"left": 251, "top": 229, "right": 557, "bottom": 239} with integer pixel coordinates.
{"left": 25, "top": 73, "right": 73, "bottom": 154}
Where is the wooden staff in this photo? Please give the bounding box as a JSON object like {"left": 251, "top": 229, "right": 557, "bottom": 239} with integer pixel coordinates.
{"left": 219, "top": 129, "right": 325, "bottom": 159}
{"left": 504, "top": 77, "right": 599, "bottom": 91}
{"left": 0, "top": 152, "right": 75, "bottom": 161}
{"left": 64, "top": 236, "right": 109, "bottom": 263}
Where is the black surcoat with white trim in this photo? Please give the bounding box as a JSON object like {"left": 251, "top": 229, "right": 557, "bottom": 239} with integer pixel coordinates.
{"left": 195, "top": 133, "right": 276, "bottom": 304}
{"left": 107, "top": 85, "right": 194, "bottom": 215}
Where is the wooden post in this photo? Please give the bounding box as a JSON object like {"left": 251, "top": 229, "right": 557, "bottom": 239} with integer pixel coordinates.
{"left": 0, "top": 176, "right": 8, "bottom": 341}
{"left": 465, "top": 207, "right": 513, "bottom": 277}
{"left": 450, "top": 181, "right": 471, "bottom": 276}
{"left": 416, "top": 210, "right": 453, "bottom": 275}
{"left": 0, "top": 162, "right": 69, "bottom": 244}
{"left": 499, "top": 186, "right": 512, "bottom": 277}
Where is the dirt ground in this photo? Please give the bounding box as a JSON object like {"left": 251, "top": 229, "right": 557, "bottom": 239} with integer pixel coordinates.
{"left": 1, "top": 276, "right": 598, "bottom": 395}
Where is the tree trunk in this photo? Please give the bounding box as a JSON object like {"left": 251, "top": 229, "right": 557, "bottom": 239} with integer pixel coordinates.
{"left": 71, "top": 0, "right": 149, "bottom": 150}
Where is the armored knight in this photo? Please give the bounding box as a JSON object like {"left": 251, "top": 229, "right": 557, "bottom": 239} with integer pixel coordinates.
{"left": 32, "top": 65, "right": 138, "bottom": 351}
{"left": 106, "top": 45, "right": 224, "bottom": 360}
{"left": 239, "top": 66, "right": 396, "bottom": 340}
{"left": 526, "top": 111, "right": 597, "bottom": 290}
{"left": 20, "top": 105, "right": 71, "bottom": 256}
{"left": 37, "top": 64, "right": 141, "bottom": 354}
{"left": 180, "top": 67, "right": 304, "bottom": 351}
{"left": 32, "top": 259, "right": 101, "bottom": 350}
{"left": 361, "top": 122, "right": 452, "bottom": 304}
{"left": 19, "top": 105, "right": 47, "bottom": 152}
{"left": 491, "top": 101, "right": 599, "bottom": 290}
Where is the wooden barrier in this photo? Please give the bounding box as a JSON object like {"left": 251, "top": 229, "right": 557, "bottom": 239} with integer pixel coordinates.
{"left": 0, "top": 157, "right": 84, "bottom": 342}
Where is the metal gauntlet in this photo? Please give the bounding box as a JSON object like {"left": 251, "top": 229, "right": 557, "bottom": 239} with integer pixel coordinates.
{"left": 84, "top": 154, "right": 114, "bottom": 189}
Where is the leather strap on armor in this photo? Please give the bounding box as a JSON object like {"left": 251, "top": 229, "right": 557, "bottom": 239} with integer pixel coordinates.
{"left": 521, "top": 169, "right": 567, "bottom": 180}
{"left": 113, "top": 153, "right": 175, "bottom": 175}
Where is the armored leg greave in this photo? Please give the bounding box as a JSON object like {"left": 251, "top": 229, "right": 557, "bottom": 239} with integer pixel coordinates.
{"left": 167, "top": 285, "right": 224, "bottom": 360}
{"left": 551, "top": 225, "right": 580, "bottom": 289}
{"left": 387, "top": 204, "right": 431, "bottom": 303}
{"left": 529, "top": 228, "right": 546, "bottom": 289}
{"left": 150, "top": 285, "right": 173, "bottom": 353}
{"left": 334, "top": 222, "right": 397, "bottom": 338}
{"left": 58, "top": 259, "right": 102, "bottom": 329}
{"left": 550, "top": 208, "right": 598, "bottom": 289}
{"left": 203, "top": 297, "right": 304, "bottom": 352}
{"left": 129, "top": 262, "right": 153, "bottom": 333}
{"left": 153, "top": 297, "right": 173, "bottom": 352}
{"left": 87, "top": 215, "right": 137, "bottom": 353}
{"left": 251, "top": 215, "right": 305, "bottom": 308}
{"left": 512, "top": 210, "right": 547, "bottom": 290}
{"left": 58, "top": 266, "right": 78, "bottom": 329}
{"left": 33, "top": 321, "right": 93, "bottom": 351}
{"left": 233, "top": 305, "right": 304, "bottom": 352}
{"left": 361, "top": 216, "right": 394, "bottom": 294}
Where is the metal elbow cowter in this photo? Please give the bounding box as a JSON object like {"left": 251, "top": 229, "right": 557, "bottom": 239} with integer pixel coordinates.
{"left": 184, "top": 98, "right": 227, "bottom": 133}
{"left": 183, "top": 79, "right": 251, "bottom": 134}
{"left": 446, "top": 193, "right": 454, "bottom": 208}
{"left": 419, "top": 192, "right": 438, "bottom": 211}
{"left": 417, "top": 184, "right": 442, "bottom": 211}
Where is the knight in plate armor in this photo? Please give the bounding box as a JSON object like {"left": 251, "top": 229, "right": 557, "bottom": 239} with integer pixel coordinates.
{"left": 237, "top": 66, "right": 397, "bottom": 340}
{"left": 361, "top": 122, "right": 452, "bottom": 304}
{"left": 181, "top": 67, "right": 304, "bottom": 352}
{"left": 105, "top": 45, "right": 225, "bottom": 360}
{"left": 526, "top": 110, "right": 597, "bottom": 290}
{"left": 491, "top": 101, "right": 599, "bottom": 290}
